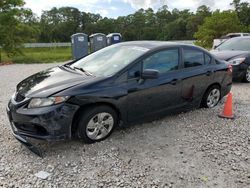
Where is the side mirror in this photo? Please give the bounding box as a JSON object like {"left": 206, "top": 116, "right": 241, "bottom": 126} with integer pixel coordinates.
{"left": 141, "top": 69, "right": 159, "bottom": 79}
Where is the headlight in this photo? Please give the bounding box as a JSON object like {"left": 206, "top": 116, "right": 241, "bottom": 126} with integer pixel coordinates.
{"left": 228, "top": 57, "right": 245, "bottom": 66}
{"left": 28, "top": 96, "right": 69, "bottom": 108}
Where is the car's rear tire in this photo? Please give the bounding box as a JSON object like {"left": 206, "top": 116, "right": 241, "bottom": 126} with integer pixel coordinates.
{"left": 243, "top": 66, "right": 250, "bottom": 83}
{"left": 201, "top": 85, "right": 221, "bottom": 108}
{"left": 77, "top": 105, "right": 118, "bottom": 144}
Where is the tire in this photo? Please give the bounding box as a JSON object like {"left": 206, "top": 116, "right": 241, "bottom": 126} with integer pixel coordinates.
{"left": 243, "top": 66, "right": 250, "bottom": 83}
{"left": 77, "top": 105, "right": 118, "bottom": 144}
{"left": 201, "top": 85, "right": 221, "bottom": 108}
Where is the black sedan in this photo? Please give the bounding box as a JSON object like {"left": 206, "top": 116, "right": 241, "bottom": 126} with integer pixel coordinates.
{"left": 6, "top": 41, "right": 232, "bottom": 148}
{"left": 211, "top": 36, "right": 250, "bottom": 82}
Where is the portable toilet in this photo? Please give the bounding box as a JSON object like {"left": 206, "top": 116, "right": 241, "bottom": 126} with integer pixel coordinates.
{"left": 89, "top": 33, "right": 107, "bottom": 52}
{"left": 71, "top": 33, "right": 88, "bottom": 59}
{"left": 107, "top": 33, "right": 122, "bottom": 46}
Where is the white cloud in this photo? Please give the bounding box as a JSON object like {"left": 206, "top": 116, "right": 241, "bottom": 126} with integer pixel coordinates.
{"left": 123, "top": 0, "right": 167, "bottom": 9}
{"left": 110, "top": 6, "right": 118, "bottom": 11}
{"left": 97, "top": 9, "right": 109, "bottom": 16}
{"left": 24, "top": 0, "right": 250, "bottom": 17}
{"left": 123, "top": 0, "right": 249, "bottom": 11}
{"left": 167, "top": 0, "right": 250, "bottom": 11}
{"left": 24, "top": 0, "right": 112, "bottom": 16}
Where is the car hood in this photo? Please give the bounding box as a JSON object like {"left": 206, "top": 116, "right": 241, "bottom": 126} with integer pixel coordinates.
{"left": 210, "top": 50, "right": 249, "bottom": 61}
{"left": 16, "top": 66, "right": 98, "bottom": 98}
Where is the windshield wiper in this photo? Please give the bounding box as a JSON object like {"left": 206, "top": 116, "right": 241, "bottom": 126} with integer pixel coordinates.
{"left": 73, "top": 66, "right": 93, "bottom": 76}
{"left": 62, "top": 64, "right": 75, "bottom": 71}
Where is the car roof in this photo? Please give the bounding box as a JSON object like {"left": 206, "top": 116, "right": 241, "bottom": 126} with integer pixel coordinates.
{"left": 118, "top": 41, "right": 196, "bottom": 50}
{"left": 227, "top": 33, "right": 250, "bottom": 35}
{"left": 227, "top": 36, "right": 250, "bottom": 40}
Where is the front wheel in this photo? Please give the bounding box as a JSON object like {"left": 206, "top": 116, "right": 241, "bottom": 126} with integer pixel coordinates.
{"left": 243, "top": 66, "right": 250, "bottom": 83}
{"left": 201, "top": 85, "right": 221, "bottom": 108}
{"left": 77, "top": 106, "right": 118, "bottom": 144}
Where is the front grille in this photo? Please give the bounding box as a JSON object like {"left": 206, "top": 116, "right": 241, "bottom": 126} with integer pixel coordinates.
{"left": 15, "top": 123, "right": 48, "bottom": 136}
{"left": 15, "top": 93, "right": 25, "bottom": 102}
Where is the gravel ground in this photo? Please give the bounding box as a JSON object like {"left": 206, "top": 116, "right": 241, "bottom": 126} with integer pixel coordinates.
{"left": 0, "top": 63, "right": 249, "bottom": 188}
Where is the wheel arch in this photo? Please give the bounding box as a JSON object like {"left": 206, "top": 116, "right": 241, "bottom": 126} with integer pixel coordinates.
{"left": 200, "top": 82, "right": 222, "bottom": 107}
{"left": 71, "top": 102, "right": 122, "bottom": 136}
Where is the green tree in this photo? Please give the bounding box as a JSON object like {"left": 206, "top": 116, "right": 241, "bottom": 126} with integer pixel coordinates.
{"left": 163, "top": 18, "right": 187, "bottom": 40}
{"left": 194, "top": 10, "right": 244, "bottom": 48}
{"left": 0, "top": 0, "right": 37, "bottom": 56}
{"left": 186, "top": 5, "right": 211, "bottom": 39}
{"left": 231, "top": 0, "right": 250, "bottom": 28}
{"left": 40, "top": 7, "right": 82, "bottom": 42}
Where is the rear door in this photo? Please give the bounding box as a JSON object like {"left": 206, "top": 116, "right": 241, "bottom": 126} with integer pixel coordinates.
{"left": 126, "top": 48, "right": 184, "bottom": 122}
{"left": 180, "top": 47, "right": 215, "bottom": 106}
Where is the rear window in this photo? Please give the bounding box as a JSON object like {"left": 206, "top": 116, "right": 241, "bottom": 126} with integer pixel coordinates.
{"left": 183, "top": 49, "right": 204, "bottom": 68}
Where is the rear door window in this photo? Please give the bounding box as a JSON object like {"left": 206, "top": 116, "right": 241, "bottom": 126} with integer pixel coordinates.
{"left": 183, "top": 49, "right": 205, "bottom": 68}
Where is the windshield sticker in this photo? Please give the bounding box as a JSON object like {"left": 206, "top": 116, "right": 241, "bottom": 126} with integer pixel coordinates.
{"left": 131, "top": 46, "right": 150, "bottom": 52}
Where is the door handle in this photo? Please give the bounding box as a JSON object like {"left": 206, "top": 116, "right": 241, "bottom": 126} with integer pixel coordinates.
{"left": 170, "top": 79, "right": 181, "bottom": 85}
{"left": 206, "top": 71, "right": 213, "bottom": 76}
{"left": 128, "top": 88, "right": 138, "bottom": 92}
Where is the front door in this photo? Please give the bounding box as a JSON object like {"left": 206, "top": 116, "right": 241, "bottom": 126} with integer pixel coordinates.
{"left": 126, "top": 48, "right": 183, "bottom": 122}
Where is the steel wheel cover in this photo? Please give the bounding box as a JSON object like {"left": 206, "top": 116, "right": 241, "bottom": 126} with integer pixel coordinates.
{"left": 246, "top": 67, "right": 250, "bottom": 82}
{"left": 206, "top": 88, "right": 220, "bottom": 108}
{"left": 86, "top": 112, "right": 114, "bottom": 140}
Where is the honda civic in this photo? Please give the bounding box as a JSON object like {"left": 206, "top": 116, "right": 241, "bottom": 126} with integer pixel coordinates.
{"left": 6, "top": 41, "right": 232, "bottom": 153}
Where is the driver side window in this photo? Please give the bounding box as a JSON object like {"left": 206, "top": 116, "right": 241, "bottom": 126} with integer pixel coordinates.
{"left": 143, "top": 49, "right": 179, "bottom": 74}
{"left": 128, "top": 62, "right": 141, "bottom": 79}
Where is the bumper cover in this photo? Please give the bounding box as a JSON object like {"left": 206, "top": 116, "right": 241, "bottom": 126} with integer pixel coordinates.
{"left": 6, "top": 101, "right": 79, "bottom": 141}
{"left": 12, "top": 127, "right": 43, "bottom": 157}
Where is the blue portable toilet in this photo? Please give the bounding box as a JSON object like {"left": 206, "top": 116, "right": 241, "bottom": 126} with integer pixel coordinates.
{"left": 89, "top": 33, "right": 107, "bottom": 53}
{"left": 71, "top": 33, "right": 88, "bottom": 59}
{"left": 107, "top": 33, "right": 122, "bottom": 46}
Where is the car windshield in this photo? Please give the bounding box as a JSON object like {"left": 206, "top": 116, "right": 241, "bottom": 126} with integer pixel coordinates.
{"left": 72, "top": 44, "right": 149, "bottom": 76}
{"left": 216, "top": 38, "right": 250, "bottom": 51}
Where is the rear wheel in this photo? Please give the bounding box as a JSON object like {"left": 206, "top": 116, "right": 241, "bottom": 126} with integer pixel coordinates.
{"left": 201, "top": 85, "right": 221, "bottom": 108}
{"left": 243, "top": 66, "right": 250, "bottom": 83}
{"left": 77, "top": 106, "right": 118, "bottom": 143}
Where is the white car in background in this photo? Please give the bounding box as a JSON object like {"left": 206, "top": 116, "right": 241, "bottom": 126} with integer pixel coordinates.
{"left": 212, "top": 33, "right": 250, "bottom": 49}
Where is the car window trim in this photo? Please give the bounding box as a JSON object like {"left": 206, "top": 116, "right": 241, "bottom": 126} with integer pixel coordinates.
{"left": 181, "top": 46, "right": 207, "bottom": 69}
{"left": 118, "top": 46, "right": 181, "bottom": 81}
{"left": 127, "top": 61, "right": 143, "bottom": 81}
{"left": 141, "top": 47, "right": 181, "bottom": 77}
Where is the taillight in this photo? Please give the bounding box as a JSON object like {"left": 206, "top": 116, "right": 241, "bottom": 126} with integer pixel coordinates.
{"left": 228, "top": 64, "right": 232, "bottom": 74}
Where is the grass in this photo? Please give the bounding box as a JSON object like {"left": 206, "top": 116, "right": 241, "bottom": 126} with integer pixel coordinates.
{"left": 0, "top": 47, "right": 72, "bottom": 64}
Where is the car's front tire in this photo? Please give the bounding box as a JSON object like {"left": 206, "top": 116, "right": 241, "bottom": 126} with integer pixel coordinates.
{"left": 243, "top": 66, "right": 250, "bottom": 83}
{"left": 77, "top": 105, "right": 118, "bottom": 144}
{"left": 201, "top": 85, "right": 221, "bottom": 108}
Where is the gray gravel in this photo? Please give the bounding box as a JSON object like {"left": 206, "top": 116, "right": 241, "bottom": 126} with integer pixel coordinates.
{"left": 0, "top": 63, "right": 249, "bottom": 188}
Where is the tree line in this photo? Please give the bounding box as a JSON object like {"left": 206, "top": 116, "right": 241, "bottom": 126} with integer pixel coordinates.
{"left": 0, "top": 0, "right": 250, "bottom": 56}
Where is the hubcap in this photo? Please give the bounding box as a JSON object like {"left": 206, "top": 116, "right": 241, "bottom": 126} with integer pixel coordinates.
{"left": 86, "top": 112, "right": 114, "bottom": 140}
{"left": 207, "top": 88, "right": 220, "bottom": 108}
{"left": 246, "top": 67, "right": 250, "bottom": 82}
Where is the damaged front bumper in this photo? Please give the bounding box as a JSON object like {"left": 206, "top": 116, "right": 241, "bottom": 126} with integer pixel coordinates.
{"left": 12, "top": 126, "right": 43, "bottom": 157}
{"left": 6, "top": 101, "right": 79, "bottom": 157}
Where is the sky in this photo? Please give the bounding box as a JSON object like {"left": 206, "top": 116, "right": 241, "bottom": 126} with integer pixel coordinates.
{"left": 24, "top": 0, "right": 248, "bottom": 18}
